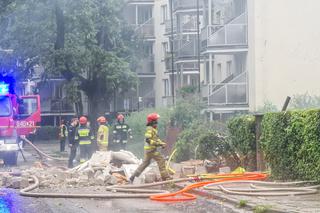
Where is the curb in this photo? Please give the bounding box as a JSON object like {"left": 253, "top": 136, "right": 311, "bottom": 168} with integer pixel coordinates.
{"left": 174, "top": 183, "right": 287, "bottom": 213}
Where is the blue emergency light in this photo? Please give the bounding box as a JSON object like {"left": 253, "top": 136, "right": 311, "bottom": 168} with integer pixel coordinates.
{"left": 0, "top": 82, "right": 9, "bottom": 95}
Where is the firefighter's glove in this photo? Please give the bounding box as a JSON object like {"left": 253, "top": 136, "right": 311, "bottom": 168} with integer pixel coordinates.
{"left": 157, "top": 141, "right": 167, "bottom": 149}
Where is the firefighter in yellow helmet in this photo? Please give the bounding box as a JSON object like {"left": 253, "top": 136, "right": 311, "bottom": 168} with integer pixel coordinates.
{"left": 129, "top": 113, "right": 170, "bottom": 183}
{"left": 75, "top": 116, "right": 94, "bottom": 163}
{"left": 96, "top": 116, "right": 109, "bottom": 151}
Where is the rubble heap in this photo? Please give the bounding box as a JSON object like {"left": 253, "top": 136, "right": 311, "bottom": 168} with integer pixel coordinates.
{"left": 0, "top": 150, "right": 159, "bottom": 189}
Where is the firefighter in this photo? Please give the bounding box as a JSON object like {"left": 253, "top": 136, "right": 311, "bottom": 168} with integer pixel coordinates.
{"left": 129, "top": 113, "right": 170, "bottom": 183}
{"left": 59, "top": 120, "right": 68, "bottom": 152}
{"left": 112, "top": 114, "right": 132, "bottom": 151}
{"left": 75, "top": 116, "right": 94, "bottom": 163}
{"left": 68, "top": 118, "right": 79, "bottom": 168}
{"left": 96, "top": 116, "right": 109, "bottom": 151}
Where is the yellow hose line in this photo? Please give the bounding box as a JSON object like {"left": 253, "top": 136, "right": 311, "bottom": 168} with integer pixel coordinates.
{"left": 166, "top": 148, "right": 177, "bottom": 174}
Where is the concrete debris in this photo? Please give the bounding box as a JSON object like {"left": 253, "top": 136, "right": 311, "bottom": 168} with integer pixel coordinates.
{"left": 0, "top": 150, "right": 144, "bottom": 189}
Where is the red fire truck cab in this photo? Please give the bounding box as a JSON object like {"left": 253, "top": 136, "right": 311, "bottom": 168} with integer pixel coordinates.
{"left": 0, "top": 81, "right": 41, "bottom": 165}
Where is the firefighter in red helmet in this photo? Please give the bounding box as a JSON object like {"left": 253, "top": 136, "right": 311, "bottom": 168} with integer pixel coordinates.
{"left": 75, "top": 116, "right": 94, "bottom": 163}
{"left": 112, "top": 114, "right": 132, "bottom": 151}
{"left": 129, "top": 113, "right": 170, "bottom": 183}
{"left": 96, "top": 116, "right": 109, "bottom": 151}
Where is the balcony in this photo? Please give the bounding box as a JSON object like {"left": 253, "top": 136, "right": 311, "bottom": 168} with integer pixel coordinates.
{"left": 165, "top": 19, "right": 177, "bottom": 35}
{"left": 178, "top": 17, "right": 197, "bottom": 33}
{"left": 134, "top": 18, "right": 155, "bottom": 38}
{"left": 176, "top": 38, "right": 198, "bottom": 59}
{"left": 173, "top": 0, "right": 203, "bottom": 12}
{"left": 137, "top": 55, "right": 155, "bottom": 75}
{"left": 208, "top": 72, "right": 248, "bottom": 106}
{"left": 201, "top": 13, "right": 247, "bottom": 50}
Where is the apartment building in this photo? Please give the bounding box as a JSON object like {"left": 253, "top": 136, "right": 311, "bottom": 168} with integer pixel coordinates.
{"left": 201, "top": 0, "right": 320, "bottom": 119}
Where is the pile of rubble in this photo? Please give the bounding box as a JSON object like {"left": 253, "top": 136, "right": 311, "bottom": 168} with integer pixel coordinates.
{"left": 1, "top": 150, "right": 159, "bottom": 189}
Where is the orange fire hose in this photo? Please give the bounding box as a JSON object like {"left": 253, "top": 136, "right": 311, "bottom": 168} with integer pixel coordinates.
{"left": 150, "top": 172, "right": 268, "bottom": 202}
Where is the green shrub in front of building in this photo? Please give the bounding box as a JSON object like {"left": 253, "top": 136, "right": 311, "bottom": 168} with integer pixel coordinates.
{"left": 35, "top": 126, "right": 59, "bottom": 141}
{"left": 261, "top": 109, "right": 320, "bottom": 181}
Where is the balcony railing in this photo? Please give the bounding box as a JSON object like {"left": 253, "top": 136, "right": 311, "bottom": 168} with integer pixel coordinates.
{"left": 134, "top": 18, "right": 155, "bottom": 38}
{"left": 165, "top": 19, "right": 177, "bottom": 34}
{"left": 202, "top": 13, "right": 247, "bottom": 48}
{"left": 137, "top": 55, "right": 155, "bottom": 74}
{"left": 176, "top": 38, "right": 198, "bottom": 58}
{"left": 178, "top": 18, "right": 197, "bottom": 33}
{"left": 208, "top": 72, "right": 248, "bottom": 106}
{"left": 173, "top": 0, "right": 203, "bottom": 11}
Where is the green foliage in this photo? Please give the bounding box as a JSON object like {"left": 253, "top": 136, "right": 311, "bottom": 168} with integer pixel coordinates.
{"left": 174, "top": 120, "right": 228, "bottom": 162}
{"left": 238, "top": 200, "right": 248, "bottom": 208}
{"left": 253, "top": 205, "right": 272, "bottom": 213}
{"left": 227, "top": 115, "right": 256, "bottom": 169}
{"left": 172, "top": 96, "right": 204, "bottom": 129}
{"left": 35, "top": 126, "right": 59, "bottom": 141}
{"left": 261, "top": 110, "right": 320, "bottom": 181}
{"left": 178, "top": 85, "right": 198, "bottom": 98}
{"left": 0, "top": 0, "right": 139, "bottom": 119}
{"left": 290, "top": 93, "right": 320, "bottom": 109}
{"left": 257, "top": 100, "right": 278, "bottom": 113}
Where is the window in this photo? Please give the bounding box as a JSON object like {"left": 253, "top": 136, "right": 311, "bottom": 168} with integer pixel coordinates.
{"left": 163, "top": 79, "right": 169, "bottom": 96}
{"left": 138, "top": 6, "right": 153, "bottom": 24}
{"left": 217, "top": 63, "right": 222, "bottom": 82}
{"left": 161, "top": 5, "right": 168, "bottom": 23}
{"left": 227, "top": 61, "right": 232, "bottom": 76}
{"left": 0, "top": 96, "right": 11, "bottom": 116}
{"left": 19, "top": 98, "right": 38, "bottom": 116}
{"left": 162, "top": 42, "right": 168, "bottom": 57}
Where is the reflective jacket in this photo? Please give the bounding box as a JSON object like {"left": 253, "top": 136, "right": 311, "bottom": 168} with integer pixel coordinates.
{"left": 113, "top": 123, "right": 132, "bottom": 144}
{"left": 60, "top": 124, "right": 68, "bottom": 138}
{"left": 97, "top": 124, "right": 109, "bottom": 145}
{"left": 75, "top": 126, "right": 94, "bottom": 145}
{"left": 144, "top": 126, "right": 166, "bottom": 151}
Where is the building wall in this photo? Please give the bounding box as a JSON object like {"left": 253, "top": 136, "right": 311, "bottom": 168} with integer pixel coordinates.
{"left": 248, "top": 0, "right": 320, "bottom": 110}
{"left": 154, "top": 0, "right": 170, "bottom": 107}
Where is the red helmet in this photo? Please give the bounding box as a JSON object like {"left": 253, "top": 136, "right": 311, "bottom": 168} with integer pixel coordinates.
{"left": 79, "top": 116, "right": 88, "bottom": 125}
{"left": 117, "top": 114, "right": 124, "bottom": 121}
{"left": 97, "top": 116, "right": 106, "bottom": 124}
{"left": 147, "top": 113, "right": 160, "bottom": 123}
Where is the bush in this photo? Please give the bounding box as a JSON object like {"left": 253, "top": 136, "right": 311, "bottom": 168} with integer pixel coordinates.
{"left": 174, "top": 120, "right": 228, "bottom": 162}
{"left": 35, "top": 126, "right": 59, "bottom": 141}
{"left": 227, "top": 115, "right": 256, "bottom": 170}
{"left": 261, "top": 110, "right": 320, "bottom": 181}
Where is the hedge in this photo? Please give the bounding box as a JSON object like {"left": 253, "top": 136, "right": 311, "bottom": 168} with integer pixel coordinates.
{"left": 227, "top": 115, "right": 256, "bottom": 170}
{"left": 261, "top": 109, "right": 320, "bottom": 181}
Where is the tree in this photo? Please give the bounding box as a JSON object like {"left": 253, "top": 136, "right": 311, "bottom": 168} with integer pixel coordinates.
{"left": 0, "top": 0, "right": 139, "bottom": 120}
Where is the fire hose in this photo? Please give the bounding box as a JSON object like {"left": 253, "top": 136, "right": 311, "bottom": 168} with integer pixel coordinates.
{"left": 20, "top": 176, "right": 192, "bottom": 198}
{"left": 20, "top": 136, "right": 67, "bottom": 161}
{"left": 149, "top": 172, "right": 268, "bottom": 202}
{"left": 203, "top": 180, "right": 320, "bottom": 196}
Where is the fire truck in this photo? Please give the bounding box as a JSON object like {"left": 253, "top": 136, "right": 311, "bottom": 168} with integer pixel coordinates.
{"left": 0, "top": 76, "right": 41, "bottom": 165}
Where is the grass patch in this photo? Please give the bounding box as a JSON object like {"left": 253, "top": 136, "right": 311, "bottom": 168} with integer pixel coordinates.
{"left": 237, "top": 200, "right": 248, "bottom": 208}
{"left": 253, "top": 205, "right": 272, "bottom": 213}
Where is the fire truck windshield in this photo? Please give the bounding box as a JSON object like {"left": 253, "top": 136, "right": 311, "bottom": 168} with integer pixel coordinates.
{"left": 0, "top": 96, "right": 11, "bottom": 116}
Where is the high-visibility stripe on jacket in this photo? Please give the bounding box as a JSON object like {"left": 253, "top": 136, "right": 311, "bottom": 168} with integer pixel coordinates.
{"left": 97, "top": 124, "right": 109, "bottom": 145}
{"left": 60, "top": 124, "right": 68, "bottom": 138}
{"left": 75, "top": 126, "right": 94, "bottom": 145}
{"left": 144, "top": 126, "right": 165, "bottom": 151}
